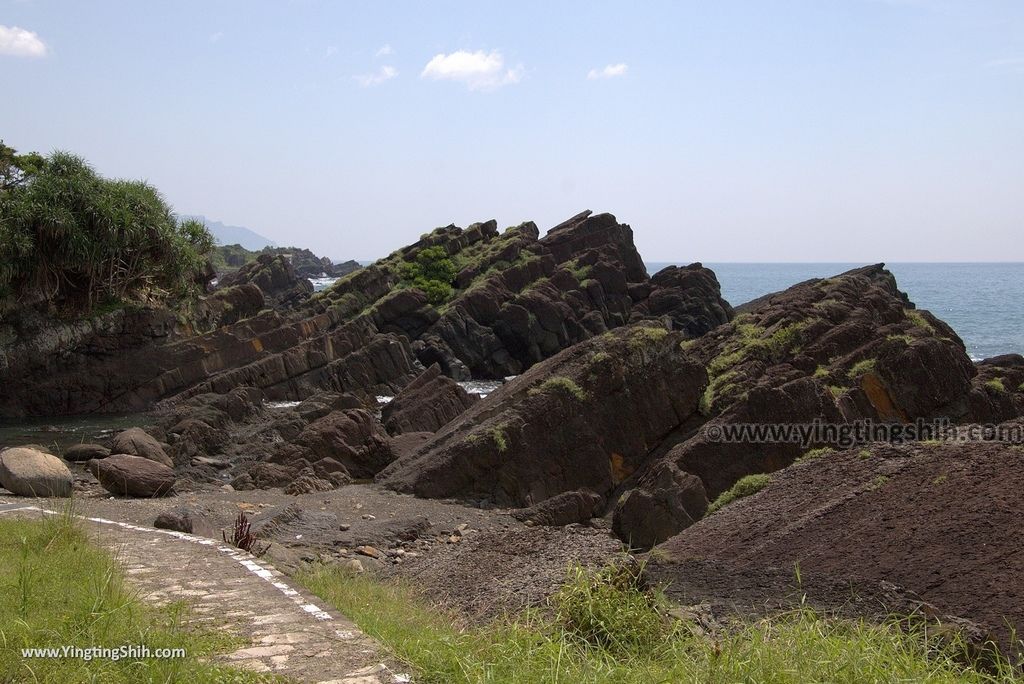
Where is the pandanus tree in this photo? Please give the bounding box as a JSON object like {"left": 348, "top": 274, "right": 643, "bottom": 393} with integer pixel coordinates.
{"left": 0, "top": 142, "right": 213, "bottom": 311}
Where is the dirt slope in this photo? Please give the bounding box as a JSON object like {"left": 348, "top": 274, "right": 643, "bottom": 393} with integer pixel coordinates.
{"left": 648, "top": 440, "right": 1024, "bottom": 651}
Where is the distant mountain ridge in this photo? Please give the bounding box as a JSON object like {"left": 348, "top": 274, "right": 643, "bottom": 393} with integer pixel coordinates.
{"left": 180, "top": 215, "right": 277, "bottom": 250}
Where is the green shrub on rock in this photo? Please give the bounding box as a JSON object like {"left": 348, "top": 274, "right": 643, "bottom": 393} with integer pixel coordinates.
{"left": 706, "top": 474, "right": 771, "bottom": 515}
{"left": 398, "top": 245, "right": 457, "bottom": 305}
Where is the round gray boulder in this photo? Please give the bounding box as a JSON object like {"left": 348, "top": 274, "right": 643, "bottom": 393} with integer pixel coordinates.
{"left": 0, "top": 447, "right": 73, "bottom": 497}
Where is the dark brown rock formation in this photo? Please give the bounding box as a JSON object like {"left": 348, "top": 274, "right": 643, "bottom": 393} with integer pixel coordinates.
{"left": 88, "top": 454, "right": 176, "bottom": 497}
{"left": 613, "top": 264, "right": 994, "bottom": 549}
{"left": 377, "top": 325, "right": 707, "bottom": 506}
{"left": 510, "top": 489, "right": 604, "bottom": 527}
{"left": 0, "top": 210, "right": 732, "bottom": 419}
{"left": 110, "top": 428, "right": 173, "bottom": 468}
{"left": 218, "top": 253, "right": 314, "bottom": 308}
{"left": 381, "top": 364, "right": 478, "bottom": 435}
{"left": 645, "top": 441, "right": 1024, "bottom": 654}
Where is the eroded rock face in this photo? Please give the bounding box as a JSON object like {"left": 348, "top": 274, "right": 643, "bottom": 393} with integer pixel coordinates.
{"left": 382, "top": 364, "right": 478, "bottom": 435}
{"left": 308, "top": 211, "right": 734, "bottom": 382}
{"left": 218, "top": 254, "right": 313, "bottom": 308}
{"left": 0, "top": 210, "right": 731, "bottom": 419}
{"left": 377, "top": 325, "right": 707, "bottom": 507}
{"left": 630, "top": 264, "right": 734, "bottom": 336}
{"left": 88, "top": 454, "right": 175, "bottom": 497}
{"left": 0, "top": 447, "right": 73, "bottom": 497}
{"left": 288, "top": 410, "right": 393, "bottom": 479}
{"left": 968, "top": 354, "right": 1024, "bottom": 422}
{"left": 510, "top": 489, "right": 604, "bottom": 527}
{"left": 613, "top": 264, "right": 990, "bottom": 549}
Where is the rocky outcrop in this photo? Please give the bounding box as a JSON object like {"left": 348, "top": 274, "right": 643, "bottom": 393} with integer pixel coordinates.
{"left": 377, "top": 325, "right": 707, "bottom": 506}
{"left": 285, "top": 409, "right": 393, "bottom": 479}
{"left": 629, "top": 264, "right": 734, "bottom": 336}
{"left": 196, "top": 284, "right": 265, "bottom": 327}
{"left": 283, "top": 467, "right": 340, "bottom": 495}
{"left": 88, "top": 454, "right": 176, "bottom": 497}
{"left": 510, "top": 489, "right": 604, "bottom": 527}
{"left": 968, "top": 354, "right": 1024, "bottom": 422}
{"left": 381, "top": 364, "right": 478, "bottom": 435}
{"left": 308, "top": 211, "right": 734, "bottom": 381}
{"left": 110, "top": 428, "right": 173, "bottom": 468}
{"left": 0, "top": 210, "right": 730, "bottom": 418}
{"left": 0, "top": 447, "right": 73, "bottom": 497}
{"left": 219, "top": 254, "right": 313, "bottom": 308}
{"left": 612, "top": 264, "right": 991, "bottom": 549}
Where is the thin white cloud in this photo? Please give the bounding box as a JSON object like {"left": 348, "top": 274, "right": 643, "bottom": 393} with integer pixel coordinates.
{"left": 420, "top": 49, "right": 523, "bottom": 91}
{"left": 0, "top": 24, "right": 47, "bottom": 58}
{"left": 355, "top": 65, "right": 397, "bottom": 87}
{"left": 325, "top": 45, "right": 338, "bottom": 58}
{"left": 208, "top": 31, "right": 224, "bottom": 44}
{"left": 587, "top": 63, "right": 628, "bottom": 80}
{"left": 986, "top": 57, "right": 1024, "bottom": 74}
{"left": 375, "top": 43, "right": 393, "bottom": 58}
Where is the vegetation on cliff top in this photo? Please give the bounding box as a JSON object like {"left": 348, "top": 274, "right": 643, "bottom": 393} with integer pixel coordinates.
{"left": 0, "top": 142, "right": 213, "bottom": 312}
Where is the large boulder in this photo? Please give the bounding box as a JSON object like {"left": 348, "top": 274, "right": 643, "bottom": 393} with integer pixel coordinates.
{"left": 377, "top": 324, "right": 707, "bottom": 506}
{"left": 88, "top": 454, "right": 175, "bottom": 497}
{"left": 110, "top": 428, "right": 173, "bottom": 468}
{"left": 0, "top": 447, "right": 73, "bottom": 497}
{"left": 382, "top": 364, "right": 478, "bottom": 435}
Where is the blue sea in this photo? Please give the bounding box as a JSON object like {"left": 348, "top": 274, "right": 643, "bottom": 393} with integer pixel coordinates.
{"left": 647, "top": 263, "right": 1024, "bottom": 362}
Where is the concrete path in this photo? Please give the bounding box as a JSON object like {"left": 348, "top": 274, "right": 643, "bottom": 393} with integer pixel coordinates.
{"left": 0, "top": 499, "right": 409, "bottom": 684}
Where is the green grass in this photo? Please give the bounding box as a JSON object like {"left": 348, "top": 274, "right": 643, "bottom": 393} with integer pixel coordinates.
{"left": 828, "top": 385, "right": 849, "bottom": 399}
{"left": 628, "top": 326, "right": 668, "bottom": 350}
{"left": 529, "top": 376, "right": 588, "bottom": 401}
{"left": 705, "top": 474, "right": 772, "bottom": 515}
{"left": 985, "top": 378, "right": 1007, "bottom": 394}
{"left": 847, "top": 358, "right": 877, "bottom": 380}
{"left": 887, "top": 334, "right": 916, "bottom": 345}
{"left": 906, "top": 309, "right": 935, "bottom": 332}
{"left": 813, "top": 365, "right": 830, "bottom": 379}
{"left": 0, "top": 510, "right": 279, "bottom": 683}
{"left": 491, "top": 426, "right": 509, "bottom": 453}
{"left": 699, "top": 370, "right": 738, "bottom": 416}
{"left": 868, "top": 475, "right": 891, "bottom": 491}
{"left": 797, "top": 447, "right": 836, "bottom": 463}
{"left": 297, "top": 561, "right": 1018, "bottom": 684}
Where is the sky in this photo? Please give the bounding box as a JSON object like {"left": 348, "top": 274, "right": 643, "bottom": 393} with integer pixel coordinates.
{"left": 1, "top": 0, "right": 1022, "bottom": 262}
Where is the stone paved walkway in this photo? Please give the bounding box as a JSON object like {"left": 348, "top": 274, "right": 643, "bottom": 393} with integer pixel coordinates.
{"left": 0, "top": 499, "right": 408, "bottom": 684}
